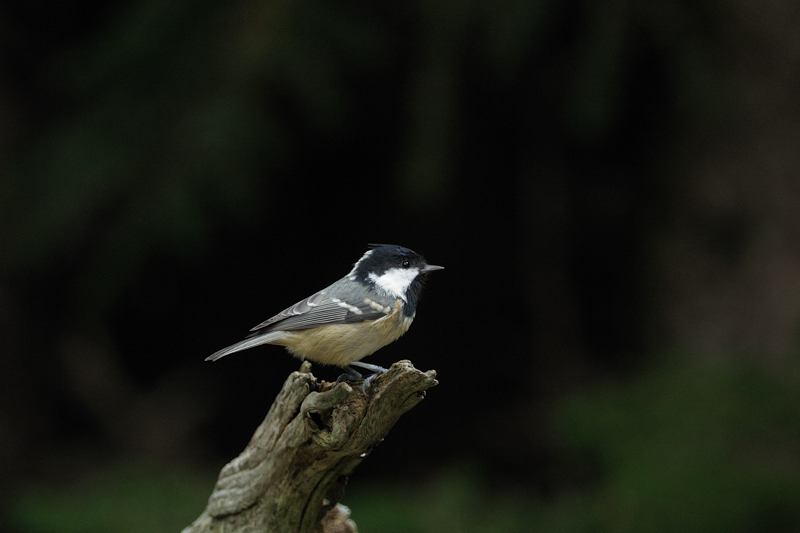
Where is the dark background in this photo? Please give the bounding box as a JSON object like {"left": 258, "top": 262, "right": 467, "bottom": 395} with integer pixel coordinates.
{"left": 3, "top": 1, "right": 800, "bottom": 531}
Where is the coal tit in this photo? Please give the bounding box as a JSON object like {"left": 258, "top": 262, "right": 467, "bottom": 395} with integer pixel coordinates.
{"left": 207, "top": 244, "right": 443, "bottom": 384}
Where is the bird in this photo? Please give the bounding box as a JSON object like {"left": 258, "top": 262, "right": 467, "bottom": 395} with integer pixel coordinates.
{"left": 206, "top": 244, "right": 443, "bottom": 386}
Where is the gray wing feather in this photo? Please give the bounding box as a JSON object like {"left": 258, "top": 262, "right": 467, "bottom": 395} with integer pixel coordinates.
{"left": 250, "top": 290, "right": 327, "bottom": 331}
{"left": 205, "top": 330, "right": 286, "bottom": 361}
{"left": 254, "top": 298, "right": 388, "bottom": 332}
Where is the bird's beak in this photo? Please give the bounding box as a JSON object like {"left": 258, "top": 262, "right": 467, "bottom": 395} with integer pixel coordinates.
{"left": 421, "top": 264, "right": 444, "bottom": 273}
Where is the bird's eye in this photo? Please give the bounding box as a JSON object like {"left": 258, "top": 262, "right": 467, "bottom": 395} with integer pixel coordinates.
{"left": 402, "top": 260, "right": 411, "bottom": 268}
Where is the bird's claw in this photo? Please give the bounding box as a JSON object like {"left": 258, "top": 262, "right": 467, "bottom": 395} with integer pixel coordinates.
{"left": 350, "top": 362, "right": 388, "bottom": 393}
{"left": 336, "top": 361, "right": 388, "bottom": 393}
{"left": 361, "top": 372, "right": 381, "bottom": 393}
{"left": 335, "top": 367, "right": 362, "bottom": 384}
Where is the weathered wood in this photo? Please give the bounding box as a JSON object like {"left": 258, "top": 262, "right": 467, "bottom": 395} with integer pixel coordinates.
{"left": 183, "top": 360, "right": 438, "bottom": 533}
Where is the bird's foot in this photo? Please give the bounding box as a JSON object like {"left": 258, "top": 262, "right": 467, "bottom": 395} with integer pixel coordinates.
{"left": 335, "top": 366, "right": 362, "bottom": 384}
{"left": 349, "top": 361, "right": 388, "bottom": 393}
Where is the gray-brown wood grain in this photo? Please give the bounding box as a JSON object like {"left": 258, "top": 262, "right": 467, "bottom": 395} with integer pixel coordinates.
{"left": 183, "top": 360, "right": 438, "bottom": 533}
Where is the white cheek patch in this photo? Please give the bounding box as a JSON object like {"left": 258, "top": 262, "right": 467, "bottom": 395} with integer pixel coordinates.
{"left": 368, "top": 267, "right": 419, "bottom": 300}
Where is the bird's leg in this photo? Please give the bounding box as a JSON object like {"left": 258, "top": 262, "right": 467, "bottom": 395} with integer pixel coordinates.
{"left": 349, "top": 361, "right": 388, "bottom": 374}
{"left": 335, "top": 365, "right": 362, "bottom": 384}
{"left": 349, "top": 361, "right": 388, "bottom": 392}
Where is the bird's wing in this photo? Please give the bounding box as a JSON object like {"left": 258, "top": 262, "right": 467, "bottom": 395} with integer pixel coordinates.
{"left": 248, "top": 290, "right": 328, "bottom": 330}
{"left": 249, "top": 290, "right": 392, "bottom": 333}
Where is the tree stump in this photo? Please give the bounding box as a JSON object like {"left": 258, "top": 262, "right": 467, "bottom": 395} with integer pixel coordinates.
{"left": 183, "top": 359, "right": 438, "bottom": 533}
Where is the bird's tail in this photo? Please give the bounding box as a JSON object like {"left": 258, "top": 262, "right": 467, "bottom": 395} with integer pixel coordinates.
{"left": 205, "top": 331, "right": 286, "bottom": 361}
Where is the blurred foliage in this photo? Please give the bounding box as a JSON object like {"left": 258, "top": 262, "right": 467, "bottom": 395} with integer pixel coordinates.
{"left": 554, "top": 356, "right": 800, "bottom": 533}
{"left": 346, "top": 465, "right": 541, "bottom": 533}
{"left": 9, "top": 461, "right": 216, "bottom": 533}
{"left": 3, "top": 0, "right": 276, "bottom": 317}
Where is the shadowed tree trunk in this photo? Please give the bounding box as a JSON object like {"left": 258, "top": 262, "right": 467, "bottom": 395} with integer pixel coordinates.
{"left": 183, "top": 360, "right": 438, "bottom": 533}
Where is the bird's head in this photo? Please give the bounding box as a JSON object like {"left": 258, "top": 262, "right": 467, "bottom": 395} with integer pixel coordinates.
{"left": 348, "top": 244, "right": 443, "bottom": 306}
